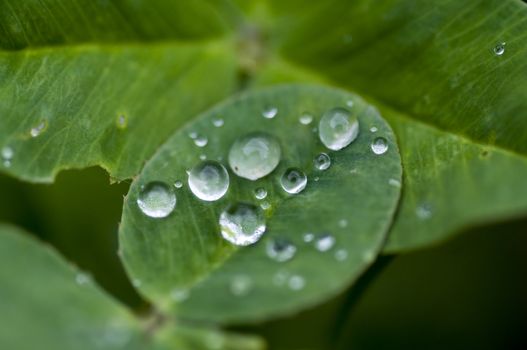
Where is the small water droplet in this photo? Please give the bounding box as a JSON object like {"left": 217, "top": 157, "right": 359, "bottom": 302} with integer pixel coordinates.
{"left": 219, "top": 202, "right": 266, "bottom": 246}
{"left": 228, "top": 132, "right": 281, "bottom": 181}
{"left": 260, "top": 201, "right": 271, "bottom": 210}
{"left": 254, "top": 187, "right": 267, "bottom": 200}
{"left": 388, "top": 178, "right": 401, "bottom": 188}
{"left": 174, "top": 180, "right": 183, "bottom": 188}
{"left": 188, "top": 160, "right": 229, "bottom": 201}
{"left": 116, "top": 114, "right": 127, "bottom": 129}
{"left": 338, "top": 219, "right": 348, "bottom": 228}
{"left": 194, "top": 135, "right": 208, "bottom": 147}
{"left": 314, "top": 153, "right": 331, "bottom": 171}
{"left": 314, "top": 176, "right": 320, "bottom": 182}
{"left": 132, "top": 279, "right": 142, "bottom": 288}
{"left": 266, "top": 238, "right": 297, "bottom": 262}
{"left": 315, "top": 234, "right": 336, "bottom": 252}
{"left": 230, "top": 275, "right": 252, "bottom": 296}
{"left": 262, "top": 106, "right": 278, "bottom": 119}
{"left": 30, "top": 120, "right": 48, "bottom": 137}
{"left": 212, "top": 118, "right": 224, "bottom": 127}
{"left": 137, "top": 181, "right": 176, "bottom": 218}
{"left": 346, "top": 100, "right": 354, "bottom": 108}
{"left": 273, "top": 270, "right": 289, "bottom": 286}
{"left": 280, "top": 168, "right": 307, "bottom": 194}
{"left": 199, "top": 154, "right": 207, "bottom": 161}
{"left": 170, "top": 288, "right": 189, "bottom": 302}
{"left": 2, "top": 146, "right": 13, "bottom": 160}
{"left": 319, "top": 107, "right": 359, "bottom": 151}
{"left": 416, "top": 203, "right": 433, "bottom": 220}
{"left": 299, "top": 113, "right": 313, "bottom": 125}
{"left": 303, "top": 233, "right": 315, "bottom": 243}
{"left": 370, "top": 126, "right": 378, "bottom": 133}
{"left": 335, "top": 249, "right": 348, "bottom": 261}
{"left": 76, "top": 272, "right": 91, "bottom": 286}
{"left": 288, "top": 275, "right": 305, "bottom": 291}
{"left": 371, "top": 137, "right": 388, "bottom": 155}
{"left": 493, "top": 42, "right": 506, "bottom": 56}
{"left": 189, "top": 131, "right": 198, "bottom": 139}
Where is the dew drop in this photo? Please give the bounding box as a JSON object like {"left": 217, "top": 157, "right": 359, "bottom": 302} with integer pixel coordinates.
{"left": 188, "top": 160, "right": 229, "bottom": 201}
{"left": 219, "top": 202, "right": 266, "bottom": 246}
{"left": 30, "top": 120, "right": 48, "bottom": 137}
{"left": 137, "top": 181, "right": 176, "bottom": 218}
{"left": 303, "top": 233, "right": 315, "bottom": 243}
{"left": 346, "top": 100, "right": 354, "bottom": 108}
{"left": 416, "top": 203, "right": 433, "bottom": 220}
{"left": 170, "top": 288, "right": 189, "bottom": 302}
{"left": 335, "top": 249, "right": 348, "bottom": 261}
{"left": 194, "top": 135, "right": 208, "bottom": 148}
{"left": 116, "top": 114, "right": 127, "bottom": 129}
{"left": 319, "top": 107, "right": 359, "bottom": 151}
{"left": 188, "top": 131, "right": 198, "bottom": 139}
{"left": 75, "top": 272, "right": 91, "bottom": 286}
{"left": 288, "top": 275, "right": 305, "bottom": 291}
{"left": 260, "top": 201, "right": 271, "bottom": 210}
{"left": 174, "top": 180, "right": 183, "bottom": 189}
{"left": 314, "top": 153, "right": 331, "bottom": 171}
{"left": 132, "top": 279, "right": 142, "bottom": 288}
{"left": 493, "top": 42, "right": 506, "bottom": 56}
{"left": 228, "top": 132, "right": 281, "bottom": 181}
{"left": 280, "top": 168, "right": 307, "bottom": 194}
{"left": 2, "top": 146, "right": 13, "bottom": 161}
{"left": 371, "top": 137, "right": 388, "bottom": 155}
{"left": 230, "top": 275, "right": 252, "bottom": 296}
{"left": 262, "top": 106, "right": 278, "bottom": 119}
{"left": 299, "top": 113, "right": 313, "bottom": 125}
{"left": 212, "top": 118, "right": 224, "bottom": 127}
{"left": 338, "top": 219, "right": 348, "bottom": 228}
{"left": 273, "top": 270, "right": 289, "bottom": 286}
{"left": 266, "top": 238, "right": 297, "bottom": 262}
{"left": 315, "top": 234, "right": 336, "bottom": 252}
{"left": 388, "top": 178, "right": 401, "bottom": 188}
{"left": 254, "top": 187, "right": 267, "bottom": 200}
{"left": 370, "top": 126, "right": 378, "bottom": 133}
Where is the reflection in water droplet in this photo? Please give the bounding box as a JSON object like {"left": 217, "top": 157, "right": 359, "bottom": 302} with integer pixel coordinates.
{"left": 170, "top": 288, "right": 189, "bottom": 302}
{"left": 371, "top": 137, "right": 388, "bottom": 155}
{"left": 194, "top": 135, "right": 208, "bottom": 147}
{"left": 188, "top": 160, "right": 229, "bottom": 201}
{"left": 30, "top": 120, "right": 48, "bottom": 137}
{"left": 335, "top": 249, "right": 348, "bottom": 261}
{"left": 319, "top": 107, "right": 359, "bottom": 151}
{"left": 266, "top": 238, "right": 297, "bottom": 262}
{"left": 228, "top": 132, "right": 281, "bottom": 181}
{"left": 262, "top": 106, "right": 278, "bottom": 119}
{"left": 219, "top": 202, "right": 266, "bottom": 246}
{"left": 212, "top": 118, "right": 224, "bottom": 127}
{"left": 299, "top": 113, "right": 313, "bottom": 125}
{"left": 280, "top": 168, "right": 307, "bottom": 194}
{"left": 174, "top": 180, "right": 183, "bottom": 189}
{"left": 494, "top": 42, "right": 506, "bottom": 56}
{"left": 137, "top": 181, "right": 176, "bottom": 218}
{"left": 288, "top": 275, "right": 305, "bottom": 291}
{"left": 230, "top": 275, "right": 252, "bottom": 296}
{"left": 303, "top": 233, "right": 315, "bottom": 243}
{"left": 254, "top": 187, "right": 267, "bottom": 200}
{"left": 314, "top": 153, "right": 331, "bottom": 171}
{"left": 315, "top": 234, "right": 336, "bottom": 252}
{"left": 416, "top": 203, "right": 433, "bottom": 220}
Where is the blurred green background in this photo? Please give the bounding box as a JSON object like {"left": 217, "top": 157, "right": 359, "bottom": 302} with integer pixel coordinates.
{"left": 1, "top": 168, "right": 525, "bottom": 349}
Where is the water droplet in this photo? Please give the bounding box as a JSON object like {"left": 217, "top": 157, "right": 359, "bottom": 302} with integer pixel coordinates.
{"left": 170, "top": 288, "right": 189, "bottom": 302}
{"left": 194, "top": 135, "right": 208, "bottom": 147}
{"left": 230, "top": 274, "right": 252, "bottom": 296}
{"left": 388, "top": 178, "right": 401, "bottom": 188}
{"left": 137, "top": 181, "right": 176, "bottom": 218}
{"left": 273, "top": 270, "right": 289, "bottom": 286}
{"left": 314, "top": 176, "right": 320, "bottom": 182}
{"left": 212, "top": 118, "right": 224, "bottom": 127}
{"left": 254, "top": 187, "right": 267, "bottom": 200}
{"left": 260, "top": 201, "right": 271, "bottom": 210}
{"left": 262, "top": 106, "right": 278, "bottom": 119}
{"left": 280, "top": 168, "right": 307, "bottom": 194}
{"left": 30, "top": 120, "right": 48, "bottom": 137}
{"left": 75, "top": 272, "right": 91, "bottom": 286}
{"left": 228, "top": 132, "right": 281, "bottom": 181}
{"left": 288, "top": 275, "right": 305, "bottom": 291}
{"left": 371, "top": 137, "right": 388, "bottom": 155}
{"left": 188, "top": 131, "right": 198, "bottom": 139}
{"left": 315, "top": 234, "right": 335, "bottom": 252}
{"left": 219, "top": 202, "right": 266, "bottom": 246}
{"left": 346, "top": 100, "right": 354, "bottom": 108}
{"left": 2, "top": 146, "right": 13, "bottom": 160}
{"left": 370, "top": 126, "right": 378, "bottom": 133}
{"left": 493, "top": 42, "right": 506, "bottom": 56}
{"left": 266, "top": 238, "right": 297, "bottom": 262}
{"left": 199, "top": 154, "right": 207, "bottom": 161}
{"left": 132, "top": 279, "right": 142, "bottom": 288}
{"left": 319, "top": 107, "right": 359, "bottom": 151}
{"left": 299, "top": 113, "right": 313, "bottom": 125}
{"left": 188, "top": 160, "right": 229, "bottom": 201}
{"left": 314, "top": 153, "right": 331, "bottom": 171}
{"left": 335, "top": 249, "right": 348, "bottom": 261}
{"left": 174, "top": 180, "right": 183, "bottom": 189}
{"left": 338, "top": 219, "right": 348, "bottom": 228}
{"left": 303, "top": 233, "right": 315, "bottom": 243}
{"left": 116, "top": 114, "right": 127, "bottom": 129}
{"left": 416, "top": 203, "right": 433, "bottom": 220}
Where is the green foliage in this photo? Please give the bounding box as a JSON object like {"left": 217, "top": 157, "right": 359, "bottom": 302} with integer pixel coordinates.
{"left": 1, "top": 0, "right": 526, "bottom": 349}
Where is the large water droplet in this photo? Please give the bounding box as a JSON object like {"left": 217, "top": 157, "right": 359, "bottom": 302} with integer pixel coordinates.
{"left": 315, "top": 234, "right": 336, "bottom": 252}
{"left": 288, "top": 275, "right": 305, "bottom": 291}
{"left": 228, "top": 132, "right": 281, "bottom": 181}
{"left": 314, "top": 153, "right": 331, "bottom": 171}
{"left": 280, "top": 168, "right": 307, "bottom": 194}
{"left": 137, "top": 181, "right": 176, "bottom": 218}
{"left": 219, "top": 202, "right": 266, "bottom": 246}
{"left": 30, "top": 120, "right": 48, "bottom": 137}
{"left": 188, "top": 160, "right": 229, "bottom": 202}
{"left": 299, "top": 113, "right": 313, "bottom": 125}
{"left": 194, "top": 135, "right": 208, "bottom": 147}
{"left": 494, "top": 42, "right": 506, "bottom": 56}
{"left": 319, "top": 107, "right": 359, "bottom": 151}
{"left": 262, "top": 106, "right": 278, "bottom": 119}
{"left": 230, "top": 275, "right": 252, "bottom": 296}
{"left": 254, "top": 187, "right": 267, "bottom": 200}
{"left": 266, "top": 238, "right": 297, "bottom": 262}
{"left": 371, "top": 137, "right": 388, "bottom": 155}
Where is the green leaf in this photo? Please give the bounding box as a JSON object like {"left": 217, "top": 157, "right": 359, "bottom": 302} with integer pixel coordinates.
{"left": 119, "top": 85, "right": 402, "bottom": 323}
{"left": 0, "top": 224, "right": 265, "bottom": 350}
